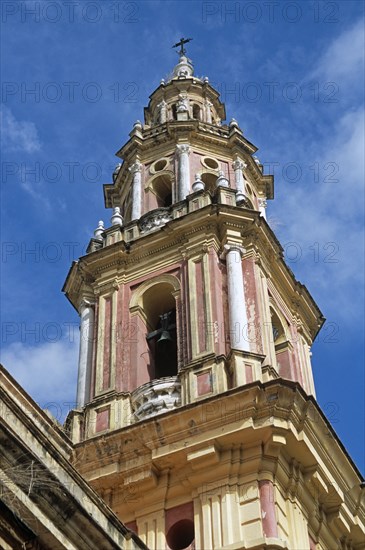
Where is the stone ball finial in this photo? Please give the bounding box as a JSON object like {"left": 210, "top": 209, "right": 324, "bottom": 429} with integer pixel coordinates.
{"left": 160, "top": 78, "right": 165, "bottom": 86}
{"left": 110, "top": 207, "right": 123, "bottom": 227}
{"left": 192, "top": 173, "right": 205, "bottom": 192}
{"left": 235, "top": 191, "right": 247, "bottom": 205}
{"left": 133, "top": 120, "right": 142, "bottom": 131}
{"left": 229, "top": 118, "right": 239, "bottom": 128}
{"left": 216, "top": 170, "right": 230, "bottom": 188}
{"left": 253, "top": 155, "right": 261, "bottom": 165}
{"left": 203, "top": 76, "right": 209, "bottom": 83}
{"left": 112, "top": 163, "right": 122, "bottom": 182}
{"left": 94, "top": 220, "right": 105, "bottom": 241}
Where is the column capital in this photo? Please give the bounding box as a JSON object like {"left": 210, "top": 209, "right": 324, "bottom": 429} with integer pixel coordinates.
{"left": 79, "top": 299, "right": 95, "bottom": 313}
{"left": 232, "top": 158, "right": 247, "bottom": 171}
{"left": 129, "top": 159, "right": 142, "bottom": 174}
{"left": 220, "top": 243, "right": 246, "bottom": 260}
{"left": 176, "top": 143, "right": 190, "bottom": 155}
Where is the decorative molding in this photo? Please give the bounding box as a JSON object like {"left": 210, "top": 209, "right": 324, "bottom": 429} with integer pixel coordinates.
{"left": 139, "top": 207, "right": 172, "bottom": 233}
{"left": 131, "top": 377, "right": 181, "bottom": 421}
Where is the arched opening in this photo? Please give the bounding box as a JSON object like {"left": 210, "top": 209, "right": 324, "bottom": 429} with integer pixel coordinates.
{"left": 166, "top": 519, "right": 195, "bottom": 550}
{"left": 243, "top": 183, "right": 255, "bottom": 209}
{"left": 171, "top": 104, "right": 178, "bottom": 120}
{"left": 271, "top": 309, "right": 286, "bottom": 345}
{"left": 123, "top": 189, "right": 132, "bottom": 223}
{"left": 201, "top": 172, "right": 218, "bottom": 195}
{"left": 270, "top": 307, "right": 292, "bottom": 380}
{"left": 143, "top": 282, "right": 178, "bottom": 380}
{"left": 192, "top": 104, "right": 201, "bottom": 120}
{"left": 152, "top": 174, "right": 173, "bottom": 207}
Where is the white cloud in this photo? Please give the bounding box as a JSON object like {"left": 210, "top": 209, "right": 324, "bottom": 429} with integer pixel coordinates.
{"left": 310, "top": 19, "right": 364, "bottom": 83}
{"left": 0, "top": 106, "right": 42, "bottom": 153}
{"left": 271, "top": 104, "right": 364, "bottom": 321}
{"left": 265, "top": 19, "right": 365, "bottom": 323}
{"left": 0, "top": 337, "right": 79, "bottom": 423}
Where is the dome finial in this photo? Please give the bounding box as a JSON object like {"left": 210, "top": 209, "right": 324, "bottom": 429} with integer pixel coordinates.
{"left": 172, "top": 37, "right": 193, "bottom": 57}
{"left": 170, "top": 37, "right": 194, "bottom": 80}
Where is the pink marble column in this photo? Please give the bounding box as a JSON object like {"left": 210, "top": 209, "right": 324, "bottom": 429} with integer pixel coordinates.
{"left": 259, "top": 479, "right": 278, "bottom": 537}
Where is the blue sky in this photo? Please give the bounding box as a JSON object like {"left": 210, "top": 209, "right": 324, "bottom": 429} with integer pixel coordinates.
{"left": 1, "top": 1, "right": 364, "bottom": 473}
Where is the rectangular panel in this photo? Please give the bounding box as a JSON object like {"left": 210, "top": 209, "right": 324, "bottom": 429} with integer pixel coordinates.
{"left": 195, "top": 260, "right": 207, "bottom": 353}
{"left": 196, "top": 371, "right": 212, "bottom": 396}
{"left": 103, "top": 296, "right": 112, "bottom": 390}
{"left": 95, "top": 407, "right": 109, "bottom": 433}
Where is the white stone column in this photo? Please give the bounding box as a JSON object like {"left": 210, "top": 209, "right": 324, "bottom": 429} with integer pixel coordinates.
{"left": 157, "top": 99, "right": 167, "bottom": 123}
{"left": 205, "top": 100, "right": 213, "bottom": 123}
{"left": 232, "top": 158, "right": 247, "bottom": 202}
{"left": 129, "top": 159, "right": 142, "bottom": 220}
{"left": 258, "top": 198, "right": 267, "bottom": 220}
{"left": 176, "top": 144, "right": 191, "bottom": 201}
{"left": 76, "top": 300, "right": 94, "bottom": 408}
{"left": 224, "top": 244, "right": 250, "bottom": 352}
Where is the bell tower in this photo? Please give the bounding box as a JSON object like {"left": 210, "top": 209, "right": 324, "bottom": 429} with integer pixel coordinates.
{"left": 64, "top": 45, "right": 365, "bottom": 550}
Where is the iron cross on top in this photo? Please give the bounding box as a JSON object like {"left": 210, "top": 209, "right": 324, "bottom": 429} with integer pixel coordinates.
{"left": 172, "top": 37, "right": 192, "bottom": 56}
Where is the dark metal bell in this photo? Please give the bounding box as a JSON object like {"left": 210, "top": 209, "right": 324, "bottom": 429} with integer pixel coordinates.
{"left": 157, "top": 330, "right": 172, "bottom": 344}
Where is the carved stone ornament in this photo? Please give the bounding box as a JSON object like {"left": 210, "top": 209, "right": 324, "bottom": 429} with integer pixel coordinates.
{"left": 177, "top": 93, "right": 190, "bottom": 113}
{"left": 131, "top": 376, "right": 181, "bottom": 421}
{"left": 139, "top": 207, "right": 173, "bottom": 233}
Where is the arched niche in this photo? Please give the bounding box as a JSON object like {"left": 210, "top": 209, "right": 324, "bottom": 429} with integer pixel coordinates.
{"left": 269, "top": 304, "right": 293, "bottom": 380}
{"left": 192, "top": 103, "right": 201, "bottom": 120}
{"left": 147, "top": 173, "right": 174, "bottom": 208}
{"left": 130, "top": 275, "right": 180, "bottom": 380}
{"left": 245, "top": 183, "right": 255, "bottom": 210}
{"left": 201, "top": 171, "right": 218, "bottom": 194}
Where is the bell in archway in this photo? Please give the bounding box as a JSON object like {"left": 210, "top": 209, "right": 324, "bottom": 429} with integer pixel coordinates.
{"left": 157, "top": 330, "right": 172, "bottom": 345}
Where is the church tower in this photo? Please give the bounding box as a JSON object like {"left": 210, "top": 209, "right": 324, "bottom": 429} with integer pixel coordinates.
{"left": 64, "top": 43, "right": 365, "bottom": 549}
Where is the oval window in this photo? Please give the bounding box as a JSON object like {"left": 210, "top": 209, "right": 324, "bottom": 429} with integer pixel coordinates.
{"left": 201, "top": 156, "right": 219, "bottom": 170}
{"left": 150, "top": 158, "right": 169, "bottom": 174}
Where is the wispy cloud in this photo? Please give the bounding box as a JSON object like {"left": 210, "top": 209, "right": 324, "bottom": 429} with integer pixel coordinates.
{"left": 1, "top": 106, "right": 42, "bottom": 153}
{"left": 310, "top": 19, "right": 364, "bottom": 84}
{"left": 268, "top": 16, "right": 365, "bottom": 321}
